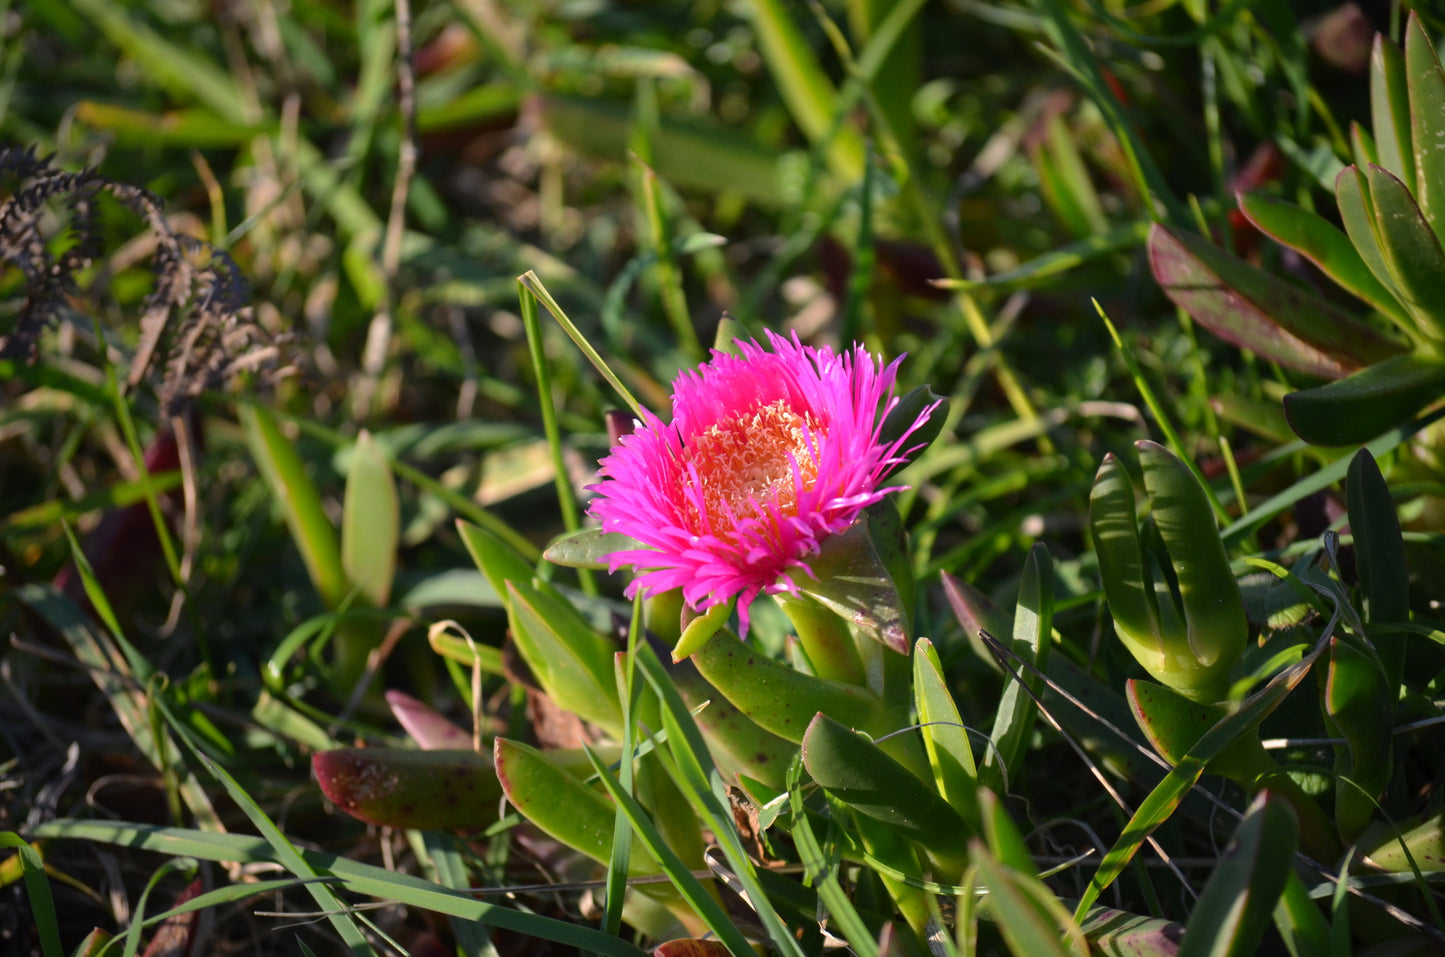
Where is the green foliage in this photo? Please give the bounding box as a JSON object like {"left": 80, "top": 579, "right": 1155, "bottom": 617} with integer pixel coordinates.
{"left": 7, "top": 2, "right": 1445, "bottom": 955}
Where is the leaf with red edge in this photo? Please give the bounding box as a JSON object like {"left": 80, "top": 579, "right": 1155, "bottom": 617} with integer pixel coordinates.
{"left": 1237, "top": 190, "right": 1409, "bottom": 327}
{"left": 386, "top": 689, "right": 472, "bottom": 750}
{"left": 1148, "top": 223, "right": 1406, "bottom": 379}
{"left": 313, "top": 748, "right": 501, "bottom": 832}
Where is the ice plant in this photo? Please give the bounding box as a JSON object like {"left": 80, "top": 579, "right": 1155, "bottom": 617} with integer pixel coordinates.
{"left": 588, "top": 330, "right": 933, "bottom": 649}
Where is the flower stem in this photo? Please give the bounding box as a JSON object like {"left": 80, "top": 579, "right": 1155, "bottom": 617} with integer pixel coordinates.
{"left": 777, "top": 593, "right": 865, "bottom": 686}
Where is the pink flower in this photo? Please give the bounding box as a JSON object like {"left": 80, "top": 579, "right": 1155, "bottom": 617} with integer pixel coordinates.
{"left": 587, "top": 330, "right": 931, "bottom": 635}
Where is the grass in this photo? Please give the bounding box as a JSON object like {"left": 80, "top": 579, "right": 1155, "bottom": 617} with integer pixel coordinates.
{"left": 2, "top": 1, "right": 1444, "bottom": 955}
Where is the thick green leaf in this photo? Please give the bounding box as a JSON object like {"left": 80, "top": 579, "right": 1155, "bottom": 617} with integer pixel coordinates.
{"left": 1350, "top": 121, "right": 1379, "bottom": 171}
{"left": 1335, "top": 164, "right": 1425, "bottom": 341}
{"left": 792, "top": 515, "right": 908, "bottom": 653}
{"left": 671, "top": 667, "right": 796, "bottom": 790}
{"left": 851, "top": 812, "right": 931, "bottom": 934}
{"left": 1091, "top": 444, "right": 1246, "bottom": 703}
{"left": 456, "top": 519, "right": 536, "bottom": 606}
{"left": 1370, "top": 33, "right": 1415, "bottom": 190}
{"left": 341, "top": 430, "right": 399, "bottom": 607}
{"left": 1356, "top": 809, "right": 1445, "bottom": 872}
{"left": 940, "top": 571, "right": 1014, "bottom": 668}
{"left": 986, "top": 542, "right": 1053, "bottom": 789}
{"left": 241, "top": 404, "right": 347, "bottom": 609}
{"left": 1273, "top": 871, "right": 1335, "bottom": 957}
{"left": 970, "top": 840, "right": 1075, "bottom": 957}
{"left": 1080, "top": 908, "right": 1186, "bottom": 957}
{"left": 913, "top": 638, "right": 979, "bottom": 824}
{"left": 1075, "top": 640, "right": 1327, "bottom": 918}
{"left": 312, "top": 748, "right": 501, "bottom": 832}
{"left": 494, "top": 738, "right": 660, "bottom": 874}
{"left": 1176, "top": 792, "right": 1299, "bottom": 957}
{"left": 1148, "top": 223, "right": 1402, "bottom": 379}
{"left": 801, "top": 713, "right": 970, "bottom": 869}
{"left": 506, "top": 580, "right": 622, "bottom": 733}
{"left": 1321, "top": 636, "right": 1393, "bottom": 840}
{"left": 543, "top": 527, "right": 645, "bottom": 570}
{"left": 1237, "top": 190, "right": 1409, "bottom": 327}
{"left": 977, "top": 787, "right": 1037, "bottom": 877}
{"left": 1346, "top": 449, "right": 1409, "bottom": 684}
{"left": 1364, "top": 164, "right": 1445, "bottom": 337}
{"left": 691, "top": 629, "right": 884, "bottom": 743}
{"left": 1127, "top": 680, "right": 1268, "bottom": 782}
{"left": 68, "top": 928, "right": 113, "bottom": 957}
{"left": 1406, "top": 13, "right": 1445, "bottom": 243}
{"left": 1091, "top": 453, "right": 1162, "bottom": 671}
{"left": 1283, "top": 353, "right": 1445, "bottom": 445}
{"left": 1139, "top": 440, "right": 1247, "bottom": 682}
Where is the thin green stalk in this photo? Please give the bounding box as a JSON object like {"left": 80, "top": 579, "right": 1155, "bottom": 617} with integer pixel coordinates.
{"left": 519, "top": 270, "right": 644, "bottom": 419}
{"left": 638, "top": 160, "right": 701, "bottom": 360}
{"left": 106, "top": 368, "right": 181, "bottom": 585}
{"left": 1095, "top": 300, "right": 1229, "bottom": 524}
{"left": 602, "top": 596, "right": 645, "bottom": 938}
{"left": 518, "top": 279, "right": 595, "bottom": 595}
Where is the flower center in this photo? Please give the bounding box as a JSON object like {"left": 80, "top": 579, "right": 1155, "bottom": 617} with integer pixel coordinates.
{"left": 684, "top": 399, "right": 823, "bottom": 533}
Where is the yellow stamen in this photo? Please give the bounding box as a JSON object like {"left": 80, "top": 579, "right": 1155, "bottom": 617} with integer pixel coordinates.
{"left": 684, "top": 400, "right": 822, "bottom": 534}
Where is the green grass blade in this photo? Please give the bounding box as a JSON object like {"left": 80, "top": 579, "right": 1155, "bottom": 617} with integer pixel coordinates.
{"left": 28, "top": 820, "right": 649, "bottom": 956}
{"left": 0, "top": 833, "right": 61, "bottom": 957}
{"left": 240, "top": 404, "right": 348, "bottom": 609}
{"left": 748, "top": 0, "right": 865, "bottom": 180}
{"left": 180, "top": 743, "right": 374, "bottom": 954}
{"left": 1176, "top": 792, "right": 1299, "bottom": 957}
{"left": 584, "top": 749, "right": 751, "bottom": 955}
{"left": 634, "top": 647, "right": 807, "bottom": 957}
{"left": 985, "top": 543, "right": 1053, "bottom": 790}
{"left": 1073, "top": 635, "right": 1327, "bottom": 919}
{"left": 518, "top": 270, "right": 643, "bottom": 419}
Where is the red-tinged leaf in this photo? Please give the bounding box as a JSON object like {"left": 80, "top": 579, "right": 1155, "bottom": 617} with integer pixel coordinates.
{"left": 1148, "top": 223, "right": 1405, "bottom": 379}
{"left": 386, "top": 689, "right": 472, "bottom": 750}
{"left": 140, "top": 878, "right": 202, "bottom": 957}
{"left": 313, "top": 748, "right": 500, "bottom": 832}
{"left": 653, "top": 941, "right": 731, "bottom": 957}
{"left": 1283, "top": 352, "right": 1445, "bottom": 445}
{"left": 1238, "top": 190, "right": 1410, "bottom": 327}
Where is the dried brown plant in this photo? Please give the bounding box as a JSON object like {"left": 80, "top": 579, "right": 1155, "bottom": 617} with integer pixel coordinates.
{"left": 0, "top": 146, "right": 284, "bottom": 414}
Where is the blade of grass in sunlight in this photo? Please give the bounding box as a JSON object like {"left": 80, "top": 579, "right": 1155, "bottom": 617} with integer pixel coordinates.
{"left": 1094, "top": 299, "right": 1229, "bottom": 523}
{"left": 29, "top": 820, "right": 650, "bottom": 956}
{"left": 518, "top": 277, "right": 594, "bottom": 593}
{"left": 634, "top": 647, "right": 808, "bottom": 957}
{"left": 519, "top": 270, "right": 644, "bottom": 419}
{"left": 1073, "top": 632, "right": 1331, "bottom": 919}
